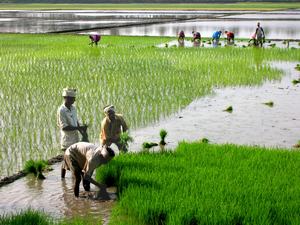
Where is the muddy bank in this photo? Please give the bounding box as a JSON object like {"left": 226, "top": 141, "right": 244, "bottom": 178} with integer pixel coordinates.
{"left": 129, "top": 62, "right": 300, "bottom": 151}
{"left": 0, "top": 154, "right": 63, "bottom": 188}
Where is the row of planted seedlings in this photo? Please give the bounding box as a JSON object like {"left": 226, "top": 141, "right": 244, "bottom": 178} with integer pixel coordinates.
{"left": 96, "top": 140, "right": 300, "bottom": 225}
{"left": 0, "top": 34, "right": 299, "bottom": 178}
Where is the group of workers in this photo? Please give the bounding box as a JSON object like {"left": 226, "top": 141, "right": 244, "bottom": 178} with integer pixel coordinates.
{"left": 57, "top": 88, "right": 128, "bottom": 197}
{"left": 178, "top": 22, "right": 265, "bottom": 47}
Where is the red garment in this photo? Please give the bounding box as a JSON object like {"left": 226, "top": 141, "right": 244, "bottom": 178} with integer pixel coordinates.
{"left": 226, "top": 32, "right": 234, "bottom": 39}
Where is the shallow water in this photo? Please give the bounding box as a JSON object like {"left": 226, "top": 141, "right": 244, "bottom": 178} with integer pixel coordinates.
{"left": 99, "top": 19, "right": 300, "bottom": 40}
{"left": 0, "top": 163, "right": 116, "bottom": 223}
{"left": 1, "top": 9, "right": 300, "bottom": 39}
{"left": 129, "top": 62, "right": 300, "bottom": 151}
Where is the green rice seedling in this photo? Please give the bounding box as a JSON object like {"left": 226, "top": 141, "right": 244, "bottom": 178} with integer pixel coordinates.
{"left": 223, "top": 106, "right": 233, "bottom": 112}
{"left": 159, "top": 129, "right": 168, "bottom": 146}
{"left": 295, "top": 64, "right": 300, "bottom": 71}
{"left": 97, "top": 142, "right": 300, "bottom": 225}
{"left": 119, "top": 131, "right": 133, "bottom": 153}
{"left": 142, "top": 142, "right": 158, "bottom": 149}
{"left": 24, "top": 159, "right": 48, "bottom": 179}
{"left": 269, "top": 43, "right": 276, "bottom": 48}
{"left": 0, "top": 209, "right": 51, "bottom": 225}
{"left": 263, "top": 101, "right": 274, "bottom": 107}
{"left": 292, "top": 79, "right": 300, "bottom": 84}
{"left": 206, "top": 40, "right": 212, "bottom": 45}
{"left": 200, "top": 137, "right": 209, "bottom": 143}
{"left": 165, "top": 43, "right": 168, "bottom": 48}
{"left": 24, "top": 159, "right": 37, "bottom": 176}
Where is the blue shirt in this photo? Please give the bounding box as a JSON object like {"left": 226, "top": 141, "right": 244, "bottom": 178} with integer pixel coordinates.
{"left": 212, "top": 31, "right": 222, "bottom": 39}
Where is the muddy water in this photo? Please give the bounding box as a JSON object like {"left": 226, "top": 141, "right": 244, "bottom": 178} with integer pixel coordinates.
{"left": 129, "top": 62, "right": 300, "bottom": 151}
{"left": 0, "top": 163, "right": 116, "bottom": 224}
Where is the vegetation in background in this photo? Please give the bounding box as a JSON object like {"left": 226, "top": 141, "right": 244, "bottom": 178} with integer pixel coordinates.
{"left": 0, "top": 2, "right": 299, "bottom": 10}
{"left": 0, "top": 34, "right": 299, "bottom": 177}
{"left": 96, "top": 142, "right": 300, "bottom": 225}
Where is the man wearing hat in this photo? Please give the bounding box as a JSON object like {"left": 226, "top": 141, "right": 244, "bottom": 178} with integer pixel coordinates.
{"left": 57, "top": 88, "right": 87, "bottom": 178}
{"left": 64, "top": 142, "right": 115, "bottom": 197}
{"left": 100, "top": 105, "right": 128, "bottom": 152}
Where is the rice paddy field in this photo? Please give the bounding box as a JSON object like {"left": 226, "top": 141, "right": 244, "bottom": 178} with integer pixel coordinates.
{"left": 96, "top": 142, "right": 300, "bottom": 225}
{"left": 0, "top": 34, "right": 300, "bottom": 178}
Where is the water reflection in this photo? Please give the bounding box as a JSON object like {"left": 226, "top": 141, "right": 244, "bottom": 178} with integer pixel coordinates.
{"left": 100, "top": 19, "right": 300, "bottom": 40}
{"left": 0, "top": 164, "right": 115, "bottom": 222}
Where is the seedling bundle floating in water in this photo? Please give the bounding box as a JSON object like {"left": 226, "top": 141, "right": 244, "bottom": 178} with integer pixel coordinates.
{"left": 223, "top": 106, "right": 233, "bottom": 112}
{"left": 24, "top": 159, "right": 49, "bottom": 180}
{"left": 263, "top": 101, "right": 274, "bottom": 107}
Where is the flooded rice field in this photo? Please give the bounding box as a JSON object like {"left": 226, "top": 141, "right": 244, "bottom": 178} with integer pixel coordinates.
{"left": 129, "top": 62, "right": 300, "bottom": 151}
{"left": 0, "top": 9, "right": 299, "bottom": 40}
{"left": 0, "top": 61, "right": 299, "bottom": 222}
{"left": 0, "top": 163, "right": 116, "bottom": 224}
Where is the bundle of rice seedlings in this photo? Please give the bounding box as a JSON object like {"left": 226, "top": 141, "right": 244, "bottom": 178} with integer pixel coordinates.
{"left": 159, "top": 129, "right": 168, "bottom": 146}
{"left": 120, "top": 131, "right": 133, "bottom": 153}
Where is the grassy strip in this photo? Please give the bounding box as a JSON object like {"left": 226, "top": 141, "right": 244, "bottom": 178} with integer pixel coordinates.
{"left": 0, "top": 3, "right": 300, "bottom": 10}
{"left": 0, "top": 209, "right": 102, "bottom": 225}
{"left": 0, "top": 34, "right": 299, "bottom": 177}
{"left": 96, "top": 142, "right": 300, "bottom": 225}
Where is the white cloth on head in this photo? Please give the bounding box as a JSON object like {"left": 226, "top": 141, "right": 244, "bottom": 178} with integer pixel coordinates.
{"left": 104, "top": 105, "right": 115, "bottom": 114}
{"left": 62, "top": 88, "right": 76, "bottom": 97}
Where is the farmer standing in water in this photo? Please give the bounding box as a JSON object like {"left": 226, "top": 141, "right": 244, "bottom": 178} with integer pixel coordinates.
{"left": 255, "top": 22, "right": 265, "bottom": 47}
{"left": 100, "top": 105, "right": 128, "bottom": 152}
{"left": 57, "top": 88, "right": 87, "bottom": 178}
{"left": 64, "top": 142, "right": 116, "bottom": 197}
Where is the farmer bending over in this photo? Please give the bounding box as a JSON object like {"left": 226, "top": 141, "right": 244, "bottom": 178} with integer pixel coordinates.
{"left": 57, "top": 88, "right": 87, "bottom": 179}
{"left": 100, "top": 105, "right": 128, "bottom": 152}
{"left": 64, "top": 142, "right": 115, "bottom": 197}
{"left": 89, "top": 34, "right": 101, "bottom": 46}
{"left": 225, "top": 30, "right": 235, "bottom": 44}
{"left": 212, "top": 30, "right": 222, "bottom": 44}
{"left": 192, "top": 31, "right": 201, "bottom": 42}
{"left": 255, "top": 22, "right": 265, "bottom": 47}
{"left": 178, "top": 30, "right": 185, "bottom": 45}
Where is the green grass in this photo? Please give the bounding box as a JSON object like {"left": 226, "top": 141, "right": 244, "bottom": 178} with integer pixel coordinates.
{"left": 96, "top": 142, "right": 300, "bottom": 225}
{"left": 0, "top": 34, "right": 300, "bottom": 178}
{"left": 0, "top": 2, "right": 300, "bottom": 10}
{"left": 0, "top": 209, "right": 102, "bottom": 225}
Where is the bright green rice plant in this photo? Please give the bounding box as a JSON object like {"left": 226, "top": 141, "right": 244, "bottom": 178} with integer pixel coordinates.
{"left": 159, "top": 129, "right": 168, "bottom": 146}
{"left": 24, "top": 159, "right": 48, "bottom": 179}
{"left": 119, "top": 131, "right": 133, "bottom": 153}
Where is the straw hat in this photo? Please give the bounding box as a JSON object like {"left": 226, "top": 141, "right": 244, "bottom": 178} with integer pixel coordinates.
{"left": 62, "top": 88, "right": 76, "bottom": 97}
{"left": 103, "top": 105, "right": 115, "bottom": 114}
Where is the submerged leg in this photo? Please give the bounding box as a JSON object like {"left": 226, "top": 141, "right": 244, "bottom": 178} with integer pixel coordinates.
{"left": 74, "top": 171, "right": 82, "bottom": 197}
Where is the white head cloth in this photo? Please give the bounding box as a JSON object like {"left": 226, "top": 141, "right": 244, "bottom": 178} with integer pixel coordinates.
{"left": 104, "top": 105, "right": 115, "bottom": 114}
{"left": 62, "top": 88, "right": 76, "bottom": 97}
